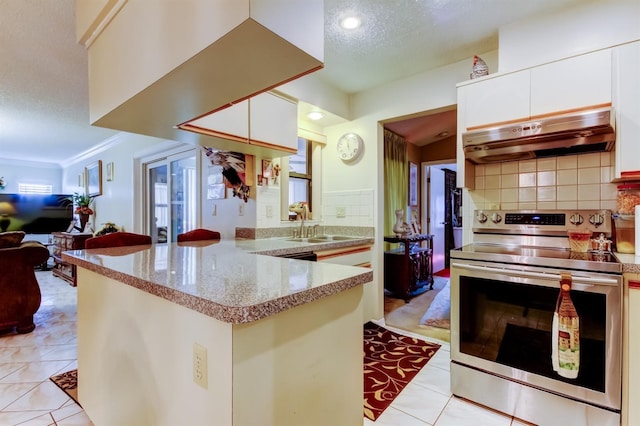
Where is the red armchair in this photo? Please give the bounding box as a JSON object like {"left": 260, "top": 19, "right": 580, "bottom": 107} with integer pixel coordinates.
{"left": 84, "top": 232, "right": 152, "bottom": 249}
{"left": 177, "top": 229, "right": 221, "bottom": 242}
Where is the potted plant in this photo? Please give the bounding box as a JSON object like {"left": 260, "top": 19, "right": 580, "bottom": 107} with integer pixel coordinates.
{"left": 69, "top": 192, "right": 95, "bottom": 231}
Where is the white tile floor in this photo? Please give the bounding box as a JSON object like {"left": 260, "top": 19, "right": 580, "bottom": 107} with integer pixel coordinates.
{"left": 0, "top": 271, "right": 531, "bottom": 426}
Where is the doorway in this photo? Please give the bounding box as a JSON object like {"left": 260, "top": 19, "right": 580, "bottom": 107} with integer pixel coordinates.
{"left": 144, "top": 151, "right": 198, "bottom": 243}
{"left": 423, "top": 162, "right": 458, "bottom": 274}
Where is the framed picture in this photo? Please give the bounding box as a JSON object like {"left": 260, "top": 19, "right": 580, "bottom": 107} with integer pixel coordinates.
{"left": 262, "top": 159, "right": 273, "bottom": 178}
{"left": 207, "top": 184, "right": 226, "bottom": 200}
{"left": 85, "top": 160, "right": 102, "bottom": 197}
{"left": 106, "top": 162, "right": 114, "bottom": 182}
{"left": 409, "top": 162, "right": 418, "bottom": 206}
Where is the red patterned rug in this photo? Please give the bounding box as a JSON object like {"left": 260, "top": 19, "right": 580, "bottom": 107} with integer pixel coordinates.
{"left": 363, "top": 322, "right": 441, "bottom": 421}
{"left": 50, "top": 369, "right": 80, "bottom": 406}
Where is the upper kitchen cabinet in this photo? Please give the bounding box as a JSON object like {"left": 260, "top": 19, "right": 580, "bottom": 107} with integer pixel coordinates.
{"left": 460, "top": 49, "right": 613, "bottom": 132}
{"left": 612, "top": 40, "right": 640, "bottom": 180}
{"left": 530, "top": 49, "right": 612, "bottom": 117}
{"left": 180, "top": 92, "right": 298, "bottom": 154}
{"left": 76, "top": 0, "right": 322, "bottom": 158}
{"left": 248, "top": 92, "right": 298, "bottom": 152}
{"left": 461, "top": 70, "right": 530, "bottom": 130}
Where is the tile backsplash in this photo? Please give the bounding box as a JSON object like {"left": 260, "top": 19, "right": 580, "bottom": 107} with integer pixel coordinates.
{"left": 323, "top": 189, "right": 375, "bottom": 227}
{"left": 470, "top": 152, "right": 617, "bottom": 211}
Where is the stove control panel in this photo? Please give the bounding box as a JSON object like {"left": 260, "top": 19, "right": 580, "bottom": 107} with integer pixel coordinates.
{"left": 473, "top": 209, "right": 613, "bottom": 236}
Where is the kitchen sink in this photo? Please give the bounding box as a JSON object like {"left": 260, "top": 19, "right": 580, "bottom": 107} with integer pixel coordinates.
{"left": 284, "top": 238, "right": 325, "bottom": 243}
{"left": 330, "top": 235, "right": 360, "bottom": 241}
{"left": 283, "top": 235, "right": 361, "bottom": 244}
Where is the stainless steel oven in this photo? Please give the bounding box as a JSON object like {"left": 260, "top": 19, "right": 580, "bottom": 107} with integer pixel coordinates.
{"left": 450, "top": 210, "right": 622, "bottom": 426}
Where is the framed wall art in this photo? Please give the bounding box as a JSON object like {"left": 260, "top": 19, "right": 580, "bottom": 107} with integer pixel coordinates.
{"left": 409, "top": 162, "right": 418, "bottom": 206}
{"left": 262, "top": 159, "right": 273, "bottom": 179}
{"left": 106, "top": 162, "right": 114, "bottom": 182}
{"left": 207, "top": 165, "right": 226, "bottom": 200}
{"left": 85, "top": 160, "right": 102, "bottom": 197}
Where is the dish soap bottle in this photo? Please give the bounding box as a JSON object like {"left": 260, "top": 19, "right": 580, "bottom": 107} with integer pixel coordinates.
{"left": 552, "top": 273, "right": 580, "bottom": 379}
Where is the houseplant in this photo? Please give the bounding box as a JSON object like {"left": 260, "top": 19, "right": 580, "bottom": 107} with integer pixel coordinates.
{"left": 69, "top": 192, "right": 95, "bottom": 231}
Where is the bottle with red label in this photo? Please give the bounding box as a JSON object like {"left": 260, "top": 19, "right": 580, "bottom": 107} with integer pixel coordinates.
{"left": 552, "top": 273, "right": 580, "bottom": 379}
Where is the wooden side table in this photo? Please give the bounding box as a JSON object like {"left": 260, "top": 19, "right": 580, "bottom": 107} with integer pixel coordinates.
{"left": 51, "top": 232, "right": 93, "bottom": 286}
{"left": 384, "top": 234, "right": 434, "bottom": 301}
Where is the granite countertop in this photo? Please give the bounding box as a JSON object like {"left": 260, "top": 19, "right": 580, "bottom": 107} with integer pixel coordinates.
{"left": 62, "top": 237, "right": 374, "bottom": 324}
{"left": 614, "top": 252, "right": 640, "bottom": 274}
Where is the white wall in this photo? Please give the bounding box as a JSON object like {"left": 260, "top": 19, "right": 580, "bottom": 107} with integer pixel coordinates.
{"left": 499, "top": 0, "right": 640, "bottom": 72}
{"left": 0, "top": 159, "right": 63, "bottom": 194}
{"left": 62, "top": 132, "right": 167, "bottom": 233}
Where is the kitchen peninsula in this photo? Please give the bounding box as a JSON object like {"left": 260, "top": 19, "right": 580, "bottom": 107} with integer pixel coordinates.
{"left": 63, "top": 238, "right": 373, "bottom": 426}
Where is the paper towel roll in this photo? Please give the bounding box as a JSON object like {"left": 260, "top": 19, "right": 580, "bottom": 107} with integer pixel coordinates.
{"left": 635, "top": 205, "right": 640, "bottom": 256}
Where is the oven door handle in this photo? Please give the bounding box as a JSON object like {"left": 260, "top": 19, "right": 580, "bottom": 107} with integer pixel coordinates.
{"left": 451, "top": 262, "right": 619, "bottom": 285}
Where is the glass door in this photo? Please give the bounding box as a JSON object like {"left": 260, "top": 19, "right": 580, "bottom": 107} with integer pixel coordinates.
{"left": 145, "top": 151, "right": 198, "bottom": 243}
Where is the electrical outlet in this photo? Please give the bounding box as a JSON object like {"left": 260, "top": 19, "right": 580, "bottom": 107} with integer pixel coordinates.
{"left": 193, "top": 343, "right": 208, "bottom": 389}
{"left": 238, "top": 203, "right": 245, "bottom": 216}
{"left": 266, "top": 205, "right": 273, "bottom": 218}
{"left": 336, "top": 206, "right": 346, "bottom": 218}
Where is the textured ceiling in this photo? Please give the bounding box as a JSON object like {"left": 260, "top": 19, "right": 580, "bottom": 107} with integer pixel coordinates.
{"left": 0, "top": 0, "right": 586, "bottom": 165}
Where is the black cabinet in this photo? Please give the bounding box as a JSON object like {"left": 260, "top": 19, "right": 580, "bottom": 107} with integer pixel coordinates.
{"left": 384, "top": 234, "right": 434, "bottom": 301}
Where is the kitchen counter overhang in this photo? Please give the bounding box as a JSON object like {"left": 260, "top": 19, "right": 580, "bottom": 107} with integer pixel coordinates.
{"left": 62, "top": 238, "right": 373, "bottom": 324}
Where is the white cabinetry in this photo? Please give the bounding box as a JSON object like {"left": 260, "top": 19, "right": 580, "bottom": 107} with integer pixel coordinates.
{"left": 249, "top": 92, "right": 298, "bottom": 151}
{"left": 613, "top": 40, "right": 640, "bottom": 180}
{"left": 462, "top": 70, "right": 530, "bottom": 129}
{"left": 530, "top": 49, "right": 612, "bottom": 116}
{"left": 190, "top": 101, "right": 250, "bottom": 142}
{"left": 184, "top": 91, "right": 297, "bottom": 154}
{"left": 462, "top": 49, "right": 612, "bottom": 133}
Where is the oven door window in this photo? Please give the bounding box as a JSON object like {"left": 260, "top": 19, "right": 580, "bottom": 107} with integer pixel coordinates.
{"left": 459, "top": 276, "right": 606, "bottom": 393}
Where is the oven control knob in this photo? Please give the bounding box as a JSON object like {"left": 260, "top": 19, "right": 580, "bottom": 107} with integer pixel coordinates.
{"left": 569, "top": 213, "right": 584, "bottom": 225}
{"left": 477, "top": 212, "right": 488, "bottom": 224}
{"left": 491, "top": 212, "right": 502, "bottom": 224}
{"left": 589, "top": 214, "right": 604, "bottom": 227}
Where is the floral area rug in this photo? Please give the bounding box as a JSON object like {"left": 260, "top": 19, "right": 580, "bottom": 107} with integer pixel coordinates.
{"left": 50, "top": 369, "right": 80, "bottom": 406}
{"left": 384, "top": 276, "right": 451, "bottom": 342}
{"left": 419, "top": 279, "right": 450, "bottom": 329}
{"left": 363, "top": 322, "right": 440, "bottom": 421}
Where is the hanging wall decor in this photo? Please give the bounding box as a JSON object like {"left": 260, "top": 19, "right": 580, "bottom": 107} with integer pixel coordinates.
{"left": 203, "top": 148, "right": 253, "bottom": 202}
{"left": 85, "top": 160, "right": 102, "bottom": 197}
{"left": 409, "top": 162, "right": 418, "bottom": 207}
{"left": 207, "top": 165, "right": 226, "bottom": 200}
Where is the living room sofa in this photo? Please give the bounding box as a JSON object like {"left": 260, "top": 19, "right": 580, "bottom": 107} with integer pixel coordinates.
{"left": 0, "top": 232, "right": 50, "bottom": 334}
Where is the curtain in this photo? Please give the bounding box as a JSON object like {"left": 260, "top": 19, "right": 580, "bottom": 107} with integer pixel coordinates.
{"left": 384, "top": 129, "right": 408, "bottom": 245}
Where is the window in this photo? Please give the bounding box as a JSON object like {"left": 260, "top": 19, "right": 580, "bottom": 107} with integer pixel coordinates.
{"left": 18, "top": 183, "right": 52, "bottom": 194}
{"left": 289, "top": 137, "right": 312, "bottom": 211}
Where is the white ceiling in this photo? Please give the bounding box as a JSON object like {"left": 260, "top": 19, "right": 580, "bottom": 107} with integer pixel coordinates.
{"left": 0, "top": 0, "right": 585, "bottom": 165}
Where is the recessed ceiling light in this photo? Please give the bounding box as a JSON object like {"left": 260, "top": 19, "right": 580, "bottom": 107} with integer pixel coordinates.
{"left": 437, "top": 131, "right": 450, "bottom": 138}
{"left": 307, "top": 111, "right": 325, "bottom": 121}
{"left": 340, "top": 16, "right": 361, "bottom": 29}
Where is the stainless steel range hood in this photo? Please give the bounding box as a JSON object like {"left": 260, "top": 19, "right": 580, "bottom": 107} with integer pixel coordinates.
{"left": 463, "top": 107, "right": 615, "bottom": 164}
